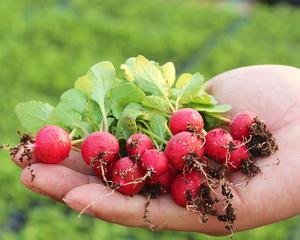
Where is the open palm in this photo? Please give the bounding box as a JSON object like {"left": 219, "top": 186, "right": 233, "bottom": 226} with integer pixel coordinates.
{"left": 13, "top": 65, "right": 300, "bottom": 236}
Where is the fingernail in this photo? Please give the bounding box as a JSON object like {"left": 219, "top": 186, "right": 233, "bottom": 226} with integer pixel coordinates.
{"left": 63, "top": 198, "right": 95, "bottom": 217}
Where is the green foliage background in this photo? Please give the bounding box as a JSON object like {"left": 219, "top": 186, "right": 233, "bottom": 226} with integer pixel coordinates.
{"left": 0, "top": 0, "right": 299, "bottom": 239}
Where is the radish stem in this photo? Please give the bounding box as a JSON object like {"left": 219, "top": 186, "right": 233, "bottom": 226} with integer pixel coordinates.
{"left": 71, "top": 138, "right": 85, "bottom": 145}
{"left": 69, "top": 129, "right": 76, "bottom": 138}
{"left": 206, "top": 113, "right": 231, "bottom": 123}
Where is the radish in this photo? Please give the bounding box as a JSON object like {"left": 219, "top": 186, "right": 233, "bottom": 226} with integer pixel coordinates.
{"left": 81, "top": 131, "right": 119, "bottom": 166}
{"left": 230, "top": 111, "right": 278, "bottom": 157}
{"left": 140, "top": 149, "right": 169, "bottom": 175}
{"left": 228, "top": 140, "right": 250, "bottom": 172}
{"left": 34, "top": 125, "right": 71, "bottom": 164}
{"left": 171, "top": 171, "right": 203, "bottom": 207}
{"left": 204, "top": 128, "right": 233, "bottom": 164}
{"left": 126, "top": 133, "right": 154, "bottom": 158}
{"left": 230, "top": 111, "right": 256, "bottom": 141}
{"left": 146, "top": 165, "right": 177, "bottom": 194}
{"left": 169, "top": 108, "right": 204, "bottom": 134}
{"left": 112, "top": 157, "right": 146, "bottom": 196}
{"left": 165, "top": 131, "right": 204, "bottom": 171}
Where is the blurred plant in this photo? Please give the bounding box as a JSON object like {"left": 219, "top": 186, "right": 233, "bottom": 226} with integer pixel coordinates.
{"left": 257, "top": 0, "right": 300, "bottom": 5}
{"left": 0, "top": 1, "right": 299, "bottom": 240}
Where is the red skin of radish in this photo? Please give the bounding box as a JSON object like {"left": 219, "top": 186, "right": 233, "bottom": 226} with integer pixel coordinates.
{"left": 228, "top": 140, "right": 250, "bottom": 172}
{"left": 112, "top": 157, "right": 146, "bottom": 196}
{"left": 204, "top": 128, "right": 233, "bottom": 164}
{"left": 34, "top": 125, "right": 71, "bottom": 164}
{"left": 146, "top": 165, "right": 177, "bottom": 194}
{"left": 81, "top": 131, "right": 119, "bottom": 166}
{"left": 171, "top": 171, "right": 203, "bottom": 207}
{"left": 165, "top": 131, "right": 205, "bottom": 171}
{"left": 169, "top": 108, "right": 204, "bottom": 135}
{"left": 126, "top": 133, "right": 154, "bottom": 157}
{"left": 141, "top": 149, "right": 169, "bottom": 175}
{"left": 230, "top": 111, "right": 256, "bottom": 141}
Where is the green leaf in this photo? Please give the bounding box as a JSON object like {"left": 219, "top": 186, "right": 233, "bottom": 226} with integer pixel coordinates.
{"left": 149, "top": 114, "right": 167, "bottom": 141}
{"left": 108, "top": 117, "right": 117, "bottom": 129}
{"left": 141, "top": 96, "right": 170, "bottom": 113}
{"left": 60, "top": 88, "right": 87, "bottom": 112}
{"left": 111, "top": 101, "right": 123, "bottom": 119}
{"left": 138, "top": 108, "right": 157, "bottom": 121}
{"left": 111, "top": 82, "right": 145, "bottom": 106}
{"left": 83, "top": 100, "right": 102, "bottom": 131}
{"left": 173, "top": 72, "right": 205, "bottom": 106}
{"left": 115, "top": 103, "right": 144, "bottom": 139}
{"left": 190, "top": 104, "right": 231, "bottom": 113}
{"left": 161, "top": 62, "right": 175, "bottom": 87}
{"left": 75, "top": 61, "right": 116, "bottom": 102}
{"left": 48, "top": 89, "right": 88, "bottom": 133}
{"left": 121, "top": 55, "right": 168, "bottom": 96}
{"left": 121, "top": 57, "right": 135, "bottom": 81}
{"left": 75, "top": 61, "right": 116, "bottom": 131}
{"left": 175, "top": 73, "right": 193, "bottom": 88}
{"left": 189, "top": 92, "right": 217, "bottom": 105}
{"left": 74, "top": 122, "right": 94, "bottom": 138}
{"left": 15, "top": 101, "right": 54, "bottom": 133}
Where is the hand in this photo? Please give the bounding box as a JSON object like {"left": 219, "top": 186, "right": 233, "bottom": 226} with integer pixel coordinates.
{"left": 12, "top": 65, "right": 300, "bottom": 236}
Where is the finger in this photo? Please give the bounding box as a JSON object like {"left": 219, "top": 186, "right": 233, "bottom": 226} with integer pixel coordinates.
{"left": 63, "top": 183, "right": 230, "bottom": 236}
{"left": 11, "top": 144, "right": 39, "bottom": 168}
{"left": 12, "top": 150, "right": 95, "bottom": 175}
{"left": 21, "top": 163, "right": 100, "bottom": 202}
{"left": 206, "top": 65, "right": 300, "bottom": 130}
{"left": 60, "top": 151, "right": 95, "bottom": 175}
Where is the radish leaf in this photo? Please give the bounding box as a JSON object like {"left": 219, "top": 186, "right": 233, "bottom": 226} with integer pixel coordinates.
{"left": 15, "top": 101, "right": 53, "bottom": 133}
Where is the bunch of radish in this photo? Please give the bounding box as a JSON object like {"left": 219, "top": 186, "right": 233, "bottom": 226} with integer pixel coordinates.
{"left": 2, "top": 56, "right": 278, "bottom": 233}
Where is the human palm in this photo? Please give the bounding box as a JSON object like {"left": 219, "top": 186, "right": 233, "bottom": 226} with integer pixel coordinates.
{"left": 13, "top": 65, "right": 300, "bottom": 236}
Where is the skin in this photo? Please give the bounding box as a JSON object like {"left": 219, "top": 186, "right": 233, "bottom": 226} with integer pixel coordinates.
{"left": 11, "top": 65, "right": 300, "bottom": 236}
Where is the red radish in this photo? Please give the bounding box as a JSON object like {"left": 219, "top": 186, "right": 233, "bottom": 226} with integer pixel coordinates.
{"left": 146, "top": 165, "right": 177, "bottom": 194}
{"left": 204, "top": 128, "right": 233, "bottom": 164}
{"left": 230, "top": 111, "right": 256, "bottom": 140}
{"left": 228, "top": 140, "right": 250, "bottom": 172}
{"left": 171, "top": 171, "right": 203, "bottom": 207}
{"left": 169, "top": 108, "right": 204, "bottom": 134}
{"left": 126, "top": 133, "right": 154, "bottom": 157}
{"left": 141, "top": 149, "right": 169, "bottom": 175}
{"left": 34, "top": 125, "right": 71, "bottom": 164}
{"left": 81, "top": 131, "right": 119, "bottom": 166}
{"left": 165, "top": 131, "right": 204, "bottom": 171}
{"left": 112, "top": 157, "right": 146, "bottom": 196}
